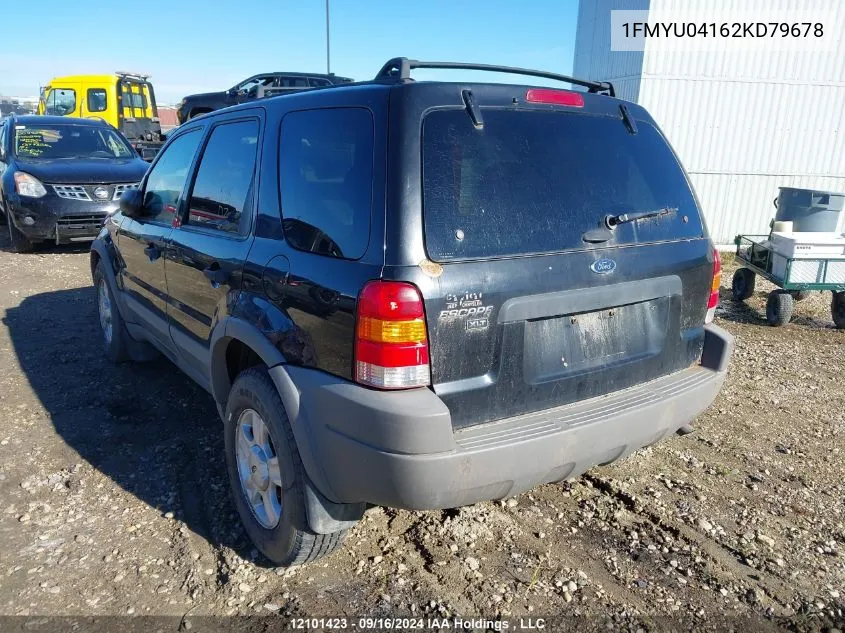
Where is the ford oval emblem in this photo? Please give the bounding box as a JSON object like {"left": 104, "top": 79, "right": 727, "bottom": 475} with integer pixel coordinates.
{"left": 590, "top": 258, "right": 617, "bottom": 274}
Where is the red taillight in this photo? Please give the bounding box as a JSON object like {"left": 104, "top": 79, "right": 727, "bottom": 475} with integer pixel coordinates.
{"left": 355, "top": 281, "right": 431, "bottom": 389}
{"left": 525, "top": 88, "right": 584, "bottom": 107}
{"left": 705, "top": 248, "right": 721, "bottom": 323}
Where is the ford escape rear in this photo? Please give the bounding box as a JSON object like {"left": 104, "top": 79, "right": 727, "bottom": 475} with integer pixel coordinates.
{"left": 91, "top": 57, "right": 733, "bottom": 566}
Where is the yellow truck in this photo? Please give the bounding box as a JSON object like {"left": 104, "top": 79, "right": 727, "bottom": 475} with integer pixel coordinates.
{"left": 38, "top": 72, "right": 165, "bottom": 160}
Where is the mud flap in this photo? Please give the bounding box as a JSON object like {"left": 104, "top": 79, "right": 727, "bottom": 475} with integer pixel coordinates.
{"left": 303, "top": 476, "right": 365, "bottom": 534}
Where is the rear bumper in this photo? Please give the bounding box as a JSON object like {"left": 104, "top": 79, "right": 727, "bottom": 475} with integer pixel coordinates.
{"left": 272, "top": 324, "right": 733, "bottom": 511}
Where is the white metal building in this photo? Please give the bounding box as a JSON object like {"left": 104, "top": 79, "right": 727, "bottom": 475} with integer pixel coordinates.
{"left": 573, "top": 0, "right": 845, "bottom": 245}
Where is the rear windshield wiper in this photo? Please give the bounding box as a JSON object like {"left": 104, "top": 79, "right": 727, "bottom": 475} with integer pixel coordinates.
{"left": 605, "top": 207, "right": 677, "bottom": 229}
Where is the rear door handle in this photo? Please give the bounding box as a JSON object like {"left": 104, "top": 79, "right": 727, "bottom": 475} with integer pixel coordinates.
{"left": 143, "top": 244, "right": 161, "bottom": 261}
{"left": 203, "top": 264, "right": 229, "bottom": 287}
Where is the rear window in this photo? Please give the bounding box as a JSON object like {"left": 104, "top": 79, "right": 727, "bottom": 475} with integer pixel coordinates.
{"left": 422, "top": 109, "right": 703, "bottom": 261}
{"left": 121, "top": 86, "right": 148, "bottom": 110}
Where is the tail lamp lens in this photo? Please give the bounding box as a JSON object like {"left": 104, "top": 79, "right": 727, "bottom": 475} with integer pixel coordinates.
{"left": 706, "top": 248, "right": 721, "bottom": 323}
{"left": 355, "top": 281, "right": 430, "bottom": 389}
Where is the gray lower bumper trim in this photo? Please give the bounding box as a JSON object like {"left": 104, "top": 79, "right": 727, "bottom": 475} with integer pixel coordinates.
{"left": 276, "top": 324, "right": 733, "bottom": 511}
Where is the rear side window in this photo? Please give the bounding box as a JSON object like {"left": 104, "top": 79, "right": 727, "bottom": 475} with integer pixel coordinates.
{"left": 422, "top": 109, "right": 703, "bottom": 261}
{"left": 87, "top": 89, "right": 107, "bottom": 113}
{"left": 187, "top": 120, "right": 259, "bottom": 235}
{"left": 279, "top": 108, "right": 373, "bottom": 260}
{"left": 279, "top": 77, "right": 309, "bottom": 88}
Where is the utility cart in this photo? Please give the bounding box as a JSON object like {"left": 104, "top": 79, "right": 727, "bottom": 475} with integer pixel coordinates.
{"left": 732, "top": 233, "right": 845, "bottom": 328}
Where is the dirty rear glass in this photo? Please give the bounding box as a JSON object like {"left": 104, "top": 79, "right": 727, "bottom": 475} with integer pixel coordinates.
{"left": 422, "top": 109, "right": 703, "bottom": 261}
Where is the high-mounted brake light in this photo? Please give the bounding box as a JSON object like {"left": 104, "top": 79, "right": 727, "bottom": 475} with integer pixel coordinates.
{"left": 355, "top": 281, "right": 431, "bottom": 389}
{"left": 525, "top": 88, "right": 584, "bottom": 107}
{"left": 705, "top": 248, "right": 721, "bottom": 324}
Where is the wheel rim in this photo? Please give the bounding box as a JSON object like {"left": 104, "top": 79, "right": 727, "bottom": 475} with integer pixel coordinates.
{"left": 97, "top": 280, "right": 113, "bottom": 346}
{"left": 235, "top": 408, "right": 282, "bottom": 529}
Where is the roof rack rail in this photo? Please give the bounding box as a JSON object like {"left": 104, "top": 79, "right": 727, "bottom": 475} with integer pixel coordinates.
{"left": 116, "top": 71, "right": 151, "bottom": 81}
{"left": 374, "top": 57, "right": 615, "bottom": 97}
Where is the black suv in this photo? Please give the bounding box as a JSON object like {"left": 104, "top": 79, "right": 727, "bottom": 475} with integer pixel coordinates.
{"left": 91, "top": 58, "right": 733, "bottom": 566}
{"left": 176, "top": 71, "right": 353, "bottom": 123}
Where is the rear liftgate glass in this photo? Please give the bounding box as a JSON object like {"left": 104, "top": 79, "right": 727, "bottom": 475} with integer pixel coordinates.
{"left": 420, "top": 90, "right": 714, "bottom": 429}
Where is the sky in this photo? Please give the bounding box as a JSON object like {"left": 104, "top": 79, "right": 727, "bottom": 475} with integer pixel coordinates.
{"left": 0, "top": 0, "right": 581, "bottom": 104}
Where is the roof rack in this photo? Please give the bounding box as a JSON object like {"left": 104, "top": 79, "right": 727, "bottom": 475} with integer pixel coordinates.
{"left": 374, "top": 57, "right": 615, "bottom": 97}
{"left": 116, "top": 71, "right": 151, "bottom": 81}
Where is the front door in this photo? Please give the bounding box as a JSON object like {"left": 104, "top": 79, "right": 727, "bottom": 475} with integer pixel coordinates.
{"left": 165, "top": 114, "right": 261, "bottom": 383}
{"left": 117, "top": 126, "right": 204, "bottom": 351}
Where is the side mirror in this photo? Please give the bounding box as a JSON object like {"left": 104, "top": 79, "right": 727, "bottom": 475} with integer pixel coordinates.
{"left": 119, "top": 188, "right": 145, "bottom": 218}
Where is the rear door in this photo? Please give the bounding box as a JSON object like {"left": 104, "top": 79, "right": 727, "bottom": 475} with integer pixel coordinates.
{"left": 164, "top": 112, "right": 261, "bottom": 384}
{"left": 117, "top": 125, "right": 204, "bottom": 352}
{"left": 412, "top": 98, "right": 714, "bottom": 429}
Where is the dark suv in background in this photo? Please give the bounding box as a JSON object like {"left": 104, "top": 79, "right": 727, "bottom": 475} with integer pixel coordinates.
{"left": 176, "top": 71, "right": 353, "bottom": 123}
{"left": 92, "top": 57, "right": 733, "bottom": 566}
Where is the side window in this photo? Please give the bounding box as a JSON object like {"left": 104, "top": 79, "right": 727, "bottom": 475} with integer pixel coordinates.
{"left": 308, "top": 78, "right": 331, "bottom": 87}
{"left": 45, "top": 89, "right": 76, "bottom": 116}
{"left": 142, "top": 129, "right": 203, "bottom": 224}
{"left": 279, "top": 108, "right": 373, "bottom": 259}
{"left": 0, "top": 124, "right": 7, "bottom": 161}
{"left": 279, "top": 76, "right": 309, "bottom": 88}
{"left": 186, "top": 120, "right": 259, "bottom": 235}
{"left": 87, "top": 89, "right": 107, "bottom": 113}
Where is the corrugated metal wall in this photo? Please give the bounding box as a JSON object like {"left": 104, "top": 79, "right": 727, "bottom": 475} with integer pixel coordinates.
{"left": 573, "top": 0, "right": 647, "bottom": 102}
{"left": 575, "top": 0, "right": 845, "bottom": 244}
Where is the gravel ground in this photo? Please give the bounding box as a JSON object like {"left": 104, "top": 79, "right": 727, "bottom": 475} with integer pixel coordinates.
{"left": 0, "top": 239, "right": 842, "bottom": 631}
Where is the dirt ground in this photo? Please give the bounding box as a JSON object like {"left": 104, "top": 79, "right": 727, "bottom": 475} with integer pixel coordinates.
{"left": 0, "top": 237, "right": 842, "bottom": 632}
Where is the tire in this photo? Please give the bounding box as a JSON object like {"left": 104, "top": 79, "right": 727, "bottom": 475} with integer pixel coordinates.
{"left": 224, "top": 367, "right": 347, "bottom": 566}
{"left": 832, "top": 291, "right": 845, "bottom": 330}
{"left": 766, "top": 290, "right": 794, "bottom": 327}
{"left": 93, "top": 261, "right": 131, "bottom": 362}
{"left": 788, "top": 290, "right": 811, "bottom": 302}
{"left": 7, "top": 211, "right": 34, "bottom": 253}
{"left": 731, "top": 268, "right": 756, "bottom": 302}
